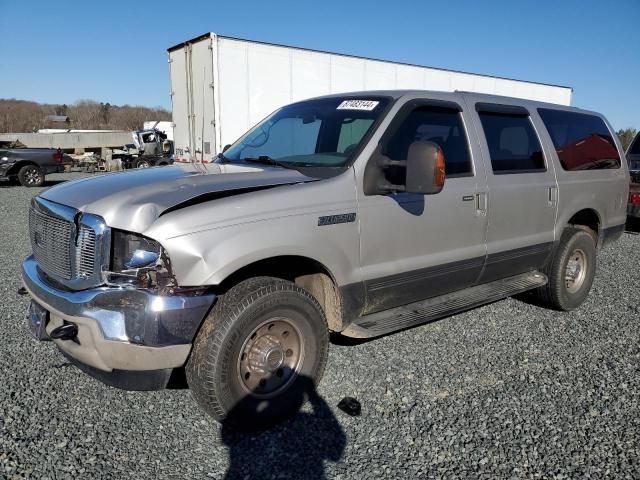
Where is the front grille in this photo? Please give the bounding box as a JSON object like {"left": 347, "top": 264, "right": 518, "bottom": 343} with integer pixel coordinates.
{"left": 29, "top": 206, "right": 74, "bottom": 279}
{"left": 28, "top": 198, "right": 106, "bottom": 289}
{"left": 75, "top": 226, "right": 97, "bottom": 278}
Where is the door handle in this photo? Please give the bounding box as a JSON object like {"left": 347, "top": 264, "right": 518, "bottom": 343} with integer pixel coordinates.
{"left": 475, "top": 192, "right": 487, "bottom": 216}
{"left": 547, "top": 186, "right": 558, "bottom": 207}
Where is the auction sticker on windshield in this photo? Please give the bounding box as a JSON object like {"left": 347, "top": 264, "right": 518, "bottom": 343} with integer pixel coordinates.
{"left": 337, "top": 100, "right": 380, "bottom": 111}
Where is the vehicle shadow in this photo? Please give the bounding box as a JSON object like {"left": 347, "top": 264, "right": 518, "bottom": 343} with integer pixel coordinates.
{"left": 42, "top": 179, "right": 69, "bottom": 187}
{"left": 625, "top": 216, "right": 640, "bottom": 234}
{"left": 220, "top": 374, "right": 346, "bottom": 480}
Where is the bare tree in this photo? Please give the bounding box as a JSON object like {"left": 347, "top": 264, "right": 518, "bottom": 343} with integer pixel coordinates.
{"left": 617, "top": 128, "right": 637, "bottom": 151}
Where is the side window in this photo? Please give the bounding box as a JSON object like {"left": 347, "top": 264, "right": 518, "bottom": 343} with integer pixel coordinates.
{"left": 478, "top": 113, "right": 545, "bottom": 173}
{"left": 538, "top": 109, "right": 621, "bottom": 170}
{"left": 384, "top": 106, "right": 472, "bottom": 176}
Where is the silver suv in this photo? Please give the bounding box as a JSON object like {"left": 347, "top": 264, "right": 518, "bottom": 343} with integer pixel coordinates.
{"left": 22, "top": 91, "right": 629, "bottom": 428}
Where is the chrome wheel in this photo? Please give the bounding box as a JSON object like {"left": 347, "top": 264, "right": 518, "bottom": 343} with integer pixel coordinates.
{"left": 565, "top": 248, "right": 587, "bottom": 294}
{"left": 237, "top": 317, "right": 304, "bottom": 398}
{"left": 24, "top": 167, "right": 42, "bottom": 185}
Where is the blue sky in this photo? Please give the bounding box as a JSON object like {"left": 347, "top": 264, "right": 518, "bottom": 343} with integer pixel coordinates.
{"left": 0, "top": 0, "right": 638, "bottom": 129}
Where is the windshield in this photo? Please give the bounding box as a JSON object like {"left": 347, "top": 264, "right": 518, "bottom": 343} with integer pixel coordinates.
{"left": 222, "top": 97, "right": 390, "bottom": 168}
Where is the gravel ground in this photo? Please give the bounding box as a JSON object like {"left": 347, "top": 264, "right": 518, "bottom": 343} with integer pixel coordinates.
{"left": 1, "top": 173, "right": 639, "bottom": 479}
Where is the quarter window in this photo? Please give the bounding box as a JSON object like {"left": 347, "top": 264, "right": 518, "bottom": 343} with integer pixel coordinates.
{"left": 538, "top": 109, "right": 620, "bottom": 171}
{"left": 478, "top": 112, "right": 545, "bottom": 173}
{"left": 384, "top": 107, "right": 472, "bottom": 176}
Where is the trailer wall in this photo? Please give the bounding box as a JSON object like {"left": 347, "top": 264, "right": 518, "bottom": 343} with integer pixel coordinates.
{"left": 169, "top": 34, "right": 572, "bottom": 163}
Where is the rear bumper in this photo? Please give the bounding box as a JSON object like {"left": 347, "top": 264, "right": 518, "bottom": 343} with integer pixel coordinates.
{"left": 628, "top": 203, "right": 640, "bottom": 218}
{"left": 22, "top": 255, "right": 216, "bottom": 374}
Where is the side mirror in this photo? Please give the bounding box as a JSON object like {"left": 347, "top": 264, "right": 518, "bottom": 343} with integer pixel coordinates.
{"left": 405, "top": 141, "right": 445, "bottom": 194}
{"left": 222, "top": 144, "right": 231, "bottom": 153}
{"left": 362, "top": 140, "right": 446, "bottom": 196}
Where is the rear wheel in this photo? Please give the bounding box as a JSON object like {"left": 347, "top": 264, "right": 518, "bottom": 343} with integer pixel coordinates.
{"left": 17, "top": 165, "right": 44, "bottom": 187}
{"left": 536, "top": 227, "right": 597, "bottom": 310}
{"left": 186, "top": 277, "right": 329, "bottom": 429}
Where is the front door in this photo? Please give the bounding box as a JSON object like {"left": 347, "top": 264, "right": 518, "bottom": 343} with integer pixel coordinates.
{"left": 357, "top": 97, "right": 488, "bottom": 314}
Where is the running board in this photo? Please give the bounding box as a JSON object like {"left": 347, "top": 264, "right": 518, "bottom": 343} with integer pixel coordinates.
{"left": 342, "top": 271, "right": 547, "bottom": 339}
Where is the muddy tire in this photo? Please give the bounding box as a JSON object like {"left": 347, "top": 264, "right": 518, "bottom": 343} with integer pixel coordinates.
{"left": 536, "top": 227, "right": 597, "bottom": 311}
{"left": 17, "top": 165, "right": 44, "bottom": 187}
{"left": 186, "top": 277, "right": 329, "bottom": 429}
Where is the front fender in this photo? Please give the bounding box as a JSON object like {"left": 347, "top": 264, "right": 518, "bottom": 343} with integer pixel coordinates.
{"left": 160, "top": 213, "right": 361, "bottom": 288}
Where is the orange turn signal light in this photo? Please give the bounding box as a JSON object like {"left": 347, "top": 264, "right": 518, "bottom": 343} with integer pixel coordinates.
{"left": 434, "top": 148, "right": 446, "bottom": 188}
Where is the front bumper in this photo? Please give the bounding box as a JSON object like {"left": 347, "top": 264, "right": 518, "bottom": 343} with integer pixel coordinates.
{"left": 22, "top": 255, "right": 216, "bottom": 373}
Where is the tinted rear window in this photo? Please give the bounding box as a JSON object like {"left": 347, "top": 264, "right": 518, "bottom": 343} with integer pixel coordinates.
{"left": 478, "top": 113, "right": 545, "bottom": 173}
{"left": 538, "top": 109, "right": 620, "bottom": 170}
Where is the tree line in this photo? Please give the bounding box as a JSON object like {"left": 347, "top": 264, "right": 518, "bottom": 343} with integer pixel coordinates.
{"left": 0, "top": 98, "right": 171, "bottom": 133}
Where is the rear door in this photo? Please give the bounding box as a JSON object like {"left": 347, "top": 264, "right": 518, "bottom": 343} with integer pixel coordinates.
{"left": 467, "top": 98, "right": 558, "bottom": 283}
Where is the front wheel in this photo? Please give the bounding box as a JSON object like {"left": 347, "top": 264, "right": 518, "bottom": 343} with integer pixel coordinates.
{"left": 17, "top": 165, "right": 44, "bottom": 187}
{"left": 536, "top": 227, "right": 597, "bottom": 311}
{"left": 186, "top": 277, "right": 329, "bottom": 429}
{"left": 136, "top": 159, "right": 151, "bottom": 168}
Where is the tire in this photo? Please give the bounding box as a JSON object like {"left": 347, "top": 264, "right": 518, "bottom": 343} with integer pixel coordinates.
{"left": 136, "top": 159, "right": 151, "bottom": 169}
{"left": 536, "top": 227, "right": 597, "bottom": 311}
{"left": 186, "top": 277, "right": 329, "bottom": 429}
{"left": 17, "top": 165, "right": 44, "bottom": 187}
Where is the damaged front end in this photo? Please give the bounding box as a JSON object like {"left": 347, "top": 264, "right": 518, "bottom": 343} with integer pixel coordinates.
{"left": 21, "top": 196, "right": 217, "bottom": 388}
{"left": 103, "top": 229, "right": 177, "bottom": 293}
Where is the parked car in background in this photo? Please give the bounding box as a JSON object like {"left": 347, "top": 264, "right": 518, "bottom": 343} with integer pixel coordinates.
{"left": 0, "top": 143, "right": 67, "bottom": 186}
{"left": 22, "top": 91, "right": 629, "bottom": 428}
{"left": 627, "top": 131, "right": 640, "bottom": 221}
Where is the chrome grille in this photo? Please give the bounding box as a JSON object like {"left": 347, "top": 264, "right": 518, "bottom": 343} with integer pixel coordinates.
{"left": 28, "top": 197, "right": 109, "bottom": 289}
{"left": 75, "top": 226, "right": 97, "bottom": 278}
{"left": 29, "top": 206, "right": 74, "bottom": 279}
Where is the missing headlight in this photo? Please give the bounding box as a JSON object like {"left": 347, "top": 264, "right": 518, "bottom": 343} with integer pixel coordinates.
{"left": 105, "top": 230, "right": 176, "bottom": 292}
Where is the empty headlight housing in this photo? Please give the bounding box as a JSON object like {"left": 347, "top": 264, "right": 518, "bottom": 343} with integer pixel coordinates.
{"left": 105, "top": 230, "right": 174, "bottom": 291}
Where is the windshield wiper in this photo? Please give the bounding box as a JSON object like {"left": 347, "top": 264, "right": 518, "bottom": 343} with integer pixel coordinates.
{"left": 243, "top": 156, "right": 293, "bottom": 169}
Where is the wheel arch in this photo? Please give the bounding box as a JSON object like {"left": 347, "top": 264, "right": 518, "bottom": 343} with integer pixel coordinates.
{"left": 215, "top": 255, "right": 345, "bottom": 332}
{"left": 6, "top": 160, "right": 40, "bottom": 177}
{"left": 564, "top": 207, "right": 601, "bottom": 244}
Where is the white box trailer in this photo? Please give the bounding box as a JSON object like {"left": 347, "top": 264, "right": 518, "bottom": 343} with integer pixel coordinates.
{"left": 168, "top": 33, "right": 572, "bottom": 163}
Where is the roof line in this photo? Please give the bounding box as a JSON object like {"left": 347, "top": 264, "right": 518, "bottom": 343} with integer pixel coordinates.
{"left": 167, "top": 32, "right": 573, "bottom": 91}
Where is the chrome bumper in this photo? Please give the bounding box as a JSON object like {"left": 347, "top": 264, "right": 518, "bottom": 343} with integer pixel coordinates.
{"left": 22, "top": 255, "right": 216, "bottom": 371}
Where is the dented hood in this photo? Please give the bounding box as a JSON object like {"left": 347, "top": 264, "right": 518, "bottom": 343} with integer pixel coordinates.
{"left": 40, "top": 164, "right": 315, "bottom": 232}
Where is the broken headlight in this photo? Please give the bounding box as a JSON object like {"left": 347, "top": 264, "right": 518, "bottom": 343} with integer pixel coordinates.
{"left": 105, "top": 230, "right": 175, "bottom": 291}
